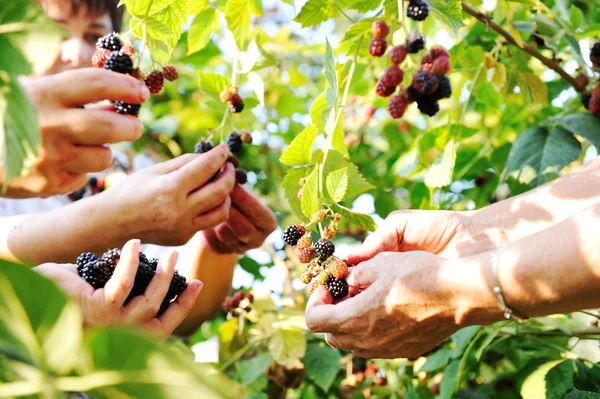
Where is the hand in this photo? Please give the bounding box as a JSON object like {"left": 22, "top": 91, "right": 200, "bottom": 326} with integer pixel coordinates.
{"left": 202, "top": 185, "right": 277, "bottom": 254}
{"left": 305, "top": 251, "right": 501, "bottom": 359}
{"left": 347, "top": 210, "right": 495, "bottom": 265}
{"left": 5, "top": 68, "right": 149, "bottom": 198}
{"left": 109, "top": 145, "right": 235, "bottom": 246}
{"left": 34, "top": 240, "right": 204, "bottom": 338}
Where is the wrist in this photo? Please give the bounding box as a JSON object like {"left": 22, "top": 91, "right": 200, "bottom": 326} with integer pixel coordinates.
{"left": 462, "top": 209, "right": 511, "bottom": 252}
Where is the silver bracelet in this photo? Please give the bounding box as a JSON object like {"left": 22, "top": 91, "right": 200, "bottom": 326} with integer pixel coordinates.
{"left": 491, "top": 246, "right": 526, "bottom": 322}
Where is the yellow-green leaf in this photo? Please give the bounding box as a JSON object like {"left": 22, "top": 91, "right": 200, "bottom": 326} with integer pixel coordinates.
{"left": 424, "top": 139, "right": 456, "bottom": 188}
{"left": 225, "top": 0, "right": 252, "bottom": 50}
{"left": 268, "top": 327, "right": 307, "bottom": 368}
{"left": 301, "top": 165, "right": 320, "bottom": 219}
{"left": 188, "top": 8, "right": 220, "bottom": 54}
{"left": 326, "top": 167, "right": 348, "bottom": 203}
{"left": 280, "top": 125, "right": 318, "bottom": 166}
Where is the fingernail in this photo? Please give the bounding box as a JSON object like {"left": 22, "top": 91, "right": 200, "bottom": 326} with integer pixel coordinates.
{"left": 195, "top": 281, "right": 204, "bottom": 294}
{"left": 140, "top": 84, "right": 150, "bottom": 101}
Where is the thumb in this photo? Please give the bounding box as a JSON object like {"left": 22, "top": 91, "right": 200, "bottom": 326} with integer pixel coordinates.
{"left": 346, "top": 259, "right": 381, "bottom": 288}
{"left": 347, "top": 223, "right": 401, "bottom": 265}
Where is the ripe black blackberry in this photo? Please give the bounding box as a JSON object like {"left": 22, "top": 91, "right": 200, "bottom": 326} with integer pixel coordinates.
{"left": 166, "top": 271, "right": 187, "bottom": 300}
{"left": 412, "top": 70, "right": 439, "bottom": 95}
{"left": 582, "top": 93, "right": 591, "bottom": 110}
{"left": 375, "top": 81, "right": 395, "bottom": 97}
{"left": 80, "top": 260, "right": 113, "bottom": 289}
{"left": 103, "top": 51, "right": 133, "bottom": 74}
{"left": 114, "top": 101, "right": 141, "bottom": 116}
{"left": 77, "top": 252, "right": 99, "bottom": 274}
{"left": 96, "top": 32, "right": 122, "bottom": 51}
{"left": 314, "top": 239, "right": 335, "bottom": 260}
{"left": 228, "top": 94, "right": 245, "bottom": 113}
{"left": 102, "top": 248, "right": 121, "bottom": 267}
{"left": 236, "top": 169, "right": 248, "bottom": 185}
{"left": 406, "top": 86, "right": 424, "bottom": 103}
{"left": 283, "top": 225, "right": 306, "bottom": 246}
{"left": 407, "top": 0, "right": 429, "bottom": 21}
{"left": 369, "top": 38, "right": 388, "bottom": 57}
{"left": 432, "top": 75, "right": 452, "bottom": 100}
{"left": 591, "top": 41, "right": 600, "bottom": 66}
{"left": 406, "top": 31, "right": 425, "bottom": 54}
{"left": 126, "top": 261, "right": 156, "bottom": 301}
{"left": 157, "top": 299, "right": 170, "bottom": 316}
{"left": 195, "top": 140, "right": 214, "bottom": 154}
{"left": 227, "top": 133, "right": 243, "bottom": 153}
{"left": 417, "top": 97, "right": 440, "bottom": 117}
{"left": 326, "top": 276, "right": 348, "bottom": 300}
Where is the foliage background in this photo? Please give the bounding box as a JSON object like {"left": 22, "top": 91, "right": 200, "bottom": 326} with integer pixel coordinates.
{"left": 3, "top": 0, "right": 600, "bottom": 397}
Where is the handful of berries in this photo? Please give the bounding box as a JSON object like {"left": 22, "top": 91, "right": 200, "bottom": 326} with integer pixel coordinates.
{"left": 194, "top": 131, "right": 253, "bottom": 185}
{"left": 283, "top": 210, "right": 350, "bottom": 300}
{"left": 76, "top": 248, "right": 187, "bottom": 316}
{"left": 92, "top": 32, "right": 179, "bottom": 117}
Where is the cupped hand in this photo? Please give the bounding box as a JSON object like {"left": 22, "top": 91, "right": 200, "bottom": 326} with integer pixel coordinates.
{"left": 202, "top": 185, "right": 277, "bottom": 254}
{"left": 34, "top": 239, "right": 203, "bottom": 338}
{"left": 6, "top": 68, "right": 150, "bottom": 198}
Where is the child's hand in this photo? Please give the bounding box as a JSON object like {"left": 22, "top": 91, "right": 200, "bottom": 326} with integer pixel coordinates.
{"left": 34, "top": 239, "right": 203, "bottom": 338}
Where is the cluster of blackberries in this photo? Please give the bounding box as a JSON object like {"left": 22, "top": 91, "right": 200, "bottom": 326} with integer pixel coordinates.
{"left": 93, "top": 33, "right": 179, "bottom": 116}
{"left": 582, "top": 40, "right": 600, "bottom": 118}
{"left": 219, "top": 87, "right": 245, "bottom": 113}
{"left": 76, "top": 248, "right": 187, "bottom": 316}
{"left": 406, "top": 0, "right": 430, "bottom": 22}
{"left": 283, "top": 211, "right": 350, "bottom": 299}
{"left": 67, "top": 176, "right": 105, "bottom": 202}
{"left": 194, "top": 132, "right": 252, "bottom": 184}
{"left": 222, "top": 290, "right": 254, "bottom": 317}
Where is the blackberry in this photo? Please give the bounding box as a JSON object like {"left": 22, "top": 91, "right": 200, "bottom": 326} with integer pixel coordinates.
{"left": 227, "top": 133, "right": 243, "bottom": 153}
{"left": 163, "top": 65, "right": 179, "bottom": 81}
{"left": 325, "top": 276, "right": 348, "bottom": 300}
{"left": 590, "top": 98, "right": 600, "bottom": 117}
{"left": 126, "top": 261, "right": 156, "bottom": 301}
{"left": 130, "top": 68, "right": 143, "bottom": 80}
{"left": 283, "top": 225, "right": 306, "bottom": 246}
{"left": 92, "top": 49, "right": 111, "bottom": 68}
{"left": 228, "top": 94, "right": 245, "bottom": 113}
{"left": 407, "top": 0, "right": 429, "bottom": 21}
{"left": 139, "top": 252, "right": 150, "bottom": 265}
{"left": 323, "top": 224, "right": 338, "bottom": 240}
{"left": 148, "top": 258, "right": 159, "bottom": 270}
{"left": 311, "top": 209, "right": 327, "bottom": 223}
{"left": 145, "top": 71, "right": 164, "bottom": 94}
{"left": 582, "top": 93, "right": 591, "bottom": 110}
{"left": 157, "top": 298, "right": 170, "bottom": 316}
{"left": 80, "top": 260, "right": 113, "bottom": 289}
{"left": 371, "top": 20, "right": 389, "bottom": 39}
{"left": 227, "top": 155, "right": 240, "bottom": 168}
{"left": 235, "top": 169, "right": 248, "bottom": 185}
{"left": 432, "top": 75, "right": 452, "bottom": 100}
{"left": 375, "top": 80, "right": 396, "bottom": 97}
{"left": 328, "top": 259, "right": 348, "bottom": 279}
{"left": 102, "top": 248, "right": 121, "bottom": 267}
{"left": 314, "top": 239, "right": 335, "bottom": 260}
{"left": 389, "top": 45, "right": 407, "bottom": 65}
{"left": 195, "top": 141, "right": 214, "bottom": 154}
{"left": 103, "top": 51, "right": 133, "bottom": 74}
{"left": 406, "top": 86, "right": 424, "bottom": 103}
{"left": 77, "top": 252, "right": 99, "bottom": 274}
{"left": 417, "top": 97, "right": 440, "bottom": 117}
{"left": 412, "top": 70, "right": 439, "bottom": 95}
{"left": 96, "top": 32, "right": 122, "bottom": 51}
{"left": 114, "top": 101, "right": 141, "bottom": 116}
{"left": 406, "top": 31, "right": 425, "bottom": 54}
{"left": 369, "top": 38, "right": 388, "bottom": 57}
{"left": 68, "top": 187, "right": 86, "bottom": 202}
{"left": 592, "top": 41, "right": 600, "bottom": 66}
{"left": 297, "top": 234, "right": 312, "bottom": 250}
{"left": 388, "top": 94, "right": 409, "bottom": 119}
{"left": 381, "top": 66, "right": 404, "bottom": 88}
{"left": 166, "top": 271, "right": 187, "bottom": 300}
{"left": 430, "top": 45, "right": 449, "bottom": 59}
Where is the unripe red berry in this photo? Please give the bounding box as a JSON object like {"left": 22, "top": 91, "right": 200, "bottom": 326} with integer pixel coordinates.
{"left": 121, "top": 45, "right": 135, "bottom": 56}
{"left": 130, "top": 68, "right": 143, "bottom": 80}
{"left": 430, "top": 45, "right": 449, "bottom": 59}
{"left": 432, "top": 56, "right": 451, "bottom": 75}
{"left": 590, "top": 98, "right": 600, "bottom": 117}
{"left": 145, "top": 71, "right": 164, "bottom": 94}
{"left": 163, "top": 65, "right": 179, "bottom": 81}
{"left": 92, "top": 49, "right": 111, "bottom": 68}
{"left": 375, "top": 80, "right": 396, "bottom": 97}
{"left": 369, "top": 38, "right": 388, "bottom": 57}
{"left": 389, "top": 45, "right": 407, "bottom": 65}
{"left": 412, "top": 69, "right": 439, "bottom": 95}
{"left": 240, "top": 131, "right": 253, "bottom": 144}
{"left": 381, "top": 66, "right": 404, "bottom": 88}
{"left": 421, "top": 53, "right": 433, "bottom": 65}
{"left": 299, "top": 248, "right": 317, "bottom": 263}
{"left": 371, "top": 20, "right": 389, "bottom": 39}
{"left": 388, "top": 94, "right": 409, "bottom": 119}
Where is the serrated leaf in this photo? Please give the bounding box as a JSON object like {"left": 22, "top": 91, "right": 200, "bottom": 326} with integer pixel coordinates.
{"left": 238, "top": 354, "right": 272, "bottom": 384}
{"left": 341, "top": 18, "right": 377, "bottom": 42}
{"left": 268, "top": 327, "right": 307, "bottom": 368}
{"left": 144, "top": 36, "right": 173, "bottom": 64}
{"left": 565, "top": 390, "right": 600, "bottom": 399}
{"left": 282, "top": 167, "right": 311, "bottom": 221}
{"left": 294, "top": 0, "right": 335, "bottom": 28}
{"left": 198, "top": 72, "right": 232, "bottom": 100}
{"left": 546, "top": 360, "right": 575, "bottom": 399}
{"left": 332, "top": 205, "right": 377, "bottom": 232}
{"left": 124, "top": 0, "right": 174, "bottom": 18}
{"left": 301, "top": 165, "right": 320, "bottom": 219}
{"left": 146, "top": 0, "right": 188, "bottom": 49}
{"left": 252, "top": 41, "right": 278, "bottom": 71}
{"left": 225, "top": 0, "right": 252, "bottom": 49}
{"left": 429, "top": 0, "right": 464, "bottom": 35}
{"left": 303, "top": 344, "right": 341, "bottom": 392}
{"left": 187, "top": 8, "right": 220, "bottom": 54}
{"left": 382, "top": 0, "right": 398, "bottom": 20}
{"left": 280, "top": 125, "right": 318, "bottom": 166}
{"left": 326, "top": 167, "right": 348, "bottom": 202}
{"left": 425, "top": 139, "right": 456, "bottom": 188}
{"left": 521, "top": 360, "right": 564, "bottom": 399}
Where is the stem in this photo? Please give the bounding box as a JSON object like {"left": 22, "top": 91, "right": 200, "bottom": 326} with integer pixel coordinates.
{"left": 461, "top": 1, "right": 584, "bottom": 91}
{"left": 579, "top": 310, "right": 600, "bottom": 320}
{"left": 219, "top": 340, "right": 260, "bottom": 372}
{"left": 399, "top": 0, "right": 408, "bottom": 36}
{"left": 333, "top": 2, "right": 356, "bottom": 23}
{"left": 137, "top": 23, "right": 147, "bottom": 69}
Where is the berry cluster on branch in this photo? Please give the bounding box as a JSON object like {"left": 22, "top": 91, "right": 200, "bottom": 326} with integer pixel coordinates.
{"left": 222, "top": 290, "right": 254, "bottom": 317}
{"left": 194, "top": 132, "right": 253, "bottom": 184}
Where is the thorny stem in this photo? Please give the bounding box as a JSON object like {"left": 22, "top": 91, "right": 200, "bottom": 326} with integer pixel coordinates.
{"left": 461, "top": 1, "right": 585, "bottom": 91}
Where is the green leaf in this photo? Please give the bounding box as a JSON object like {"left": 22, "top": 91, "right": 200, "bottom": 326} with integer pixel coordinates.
{"left": 429, "top": 0, "right": 465, "bottom": 36}
{"left": 238, "top": 256, "right": 264, "bottom": 281}
{"left": 504, "top": 126, "right": 581, "bottom": 186}
{"left": 301, "top": 165, "right": 321, "bottom": 219}
{"left": 282, "top": 167, "right": 311, "bottom": 221}
{"left": 546, "top": 360, "right": 575, "bottom": 399}
{"left": 280, "top": 125, "right": 318, "bottom": 166}
{"left": 303, "top": 344, "right": 341, "bottom": 392}
{"left": 226, "top": 0, "right": 253, "bottom": 50}
{"left": 323, "top": 39, "right": 338, "bottom": 96}
{"left": 332, "top": 205, "right": 377, "bottom": 232}
{"left": 144, "top": 35, "right": 173, "bottom": 64}
{"left": 424, "top": 139, "right": 456, "bottom": 188}
{"left": 451, "top": 326, "right": 481, "bottom": 358}
{"left": 198, "top": 72, "right": 233, "bottom": 100}
{"left": 189, "top": 0, "right": 209, "bottom": 15}
{"left": 382, "top": 0, "right": 398, "bottom": 20}
{"left": 146, "top": 0, "right": 188, "bottom": 48}
{"left": 188, "top": 8, "right": 220, "bottom": 55}
{"left": 268, "top": 327, "right": 307, "bottom": 368}
{"left": 406, "top": 383, "right": 420, "bottom": 399}
{"left": 518, "top": 72, "right": 549, "bottom": 106}
{"left": 565, "top": 390, "right": 600, "bottom": 399}
{"left": 569, "top": 5, "right": 584, "bottom": 30}
{"left": 251, "top": 41, "right": 278, "bottom": 71}
{"left": 238, "top": 354, "right": 272, "bottom": 385}
{"left": 348, "top": 0, "right": 382, "bottom": 13}
{"left": 326, "top": 167, "right": 348, "bottom": 203}
{"left": 347, "top": 163, "right": 375, "bottom": 198}
{"left": 124, "top": 0, "right": 174, "bottom": 18}
{"left": 341, "top": 18, "right": 377, "bottom": 42}
{"left": 521, "top": 360, "right": 564, "bottom": 399}
{"left": 557, "top": 113, "right": 600, "bottom": 146}
{"left": 295, "top": 0, "right": 335, "bottom": 27}
{"left": 310, "top": 91, "right": 328, "bottom": 131}
{"left": 439, "top": 359, "right": 460, "bottom": 399}
{"left": 419, "top": 347, "right": 452, "bottom": 373}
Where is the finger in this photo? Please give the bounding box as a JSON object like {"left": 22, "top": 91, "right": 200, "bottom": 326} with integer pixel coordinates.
{"left": 305, "top": 285, "right": 338, "bottom": 333}
{"left": 124, "top": 250, "right": 178, "bottom": 322}
{"left": 63, "top": 145, "right": 113, "bottom": 174}
{"left": 214, "top": 224, "right": 243, "bottom": 253}
{"left": 230, "top": 185, "right": 277, "bottom": 233}
{"left": 53, "top": 109, "right": 143, "bottom": 144}
{"left": 103, "top": 239, "right": 140, "bottom": 308}
{"left": 157, "top": 280, "right": 203, "bottom": 336}
{"left": 346, "top": 260, "right": 382, "bottom": 288}
{"left": 346, "top": 223, "right": 400, "bottom": 265}
{"left": 172, "top": 145, "right": 229, "bottom": 191}
{"left": 192, "top": 195, "right": 231, "bottom": 230}
{"left": 48, "top": 68, "right": 150, "bottom": 106}
{"left": 225, "top": 207, "right": 259, "bottom": 244}
{"left": 151, "top": 153, "right": 199, "bottom": 174}
{"left": 186, "top": 163, "right": 235, "bottom": 212}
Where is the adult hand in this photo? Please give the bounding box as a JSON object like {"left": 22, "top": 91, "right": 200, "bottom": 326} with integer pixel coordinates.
{"left": 5, "top": 68, "right": 149, "bottom": 198}
{"left": 109, "top": 145, "right": 235, "bottom": 246}
{"left": 202, "top": 185, "right": 277, "bottom": 254}
{"left": 34, "top": 239, "right": 204, "bottom": 338}
{"left": 305, "top": 251, "right": 501, "bottom": 359}
{"left": 347, "top": 210, "right": 496, "bottom": 265}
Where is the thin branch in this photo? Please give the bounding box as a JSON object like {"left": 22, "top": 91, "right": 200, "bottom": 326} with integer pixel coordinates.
{"left": 333, "top": 2, "right": 356, "bottom": 23}
{"left": 461, "top": 1, "right": 585, "bottom": 92}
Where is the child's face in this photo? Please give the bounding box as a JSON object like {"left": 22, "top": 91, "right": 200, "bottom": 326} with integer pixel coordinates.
{"left": 41, "top": 0, "right": 113, "bottom": 75}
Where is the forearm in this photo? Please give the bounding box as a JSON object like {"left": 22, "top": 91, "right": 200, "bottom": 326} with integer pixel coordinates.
{"left": 467, "top": 158, "right": 600, "bottom": 248}
{"left": 453, "top": 202, "right": 600, "bottom": 325}
{"left": 174, "top": 232, "right": 237, "bottom": 336}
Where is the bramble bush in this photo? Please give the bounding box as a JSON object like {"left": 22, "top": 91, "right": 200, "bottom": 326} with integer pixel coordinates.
{"left": 2, "top": 0, "right": 600, "bottom": 398}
